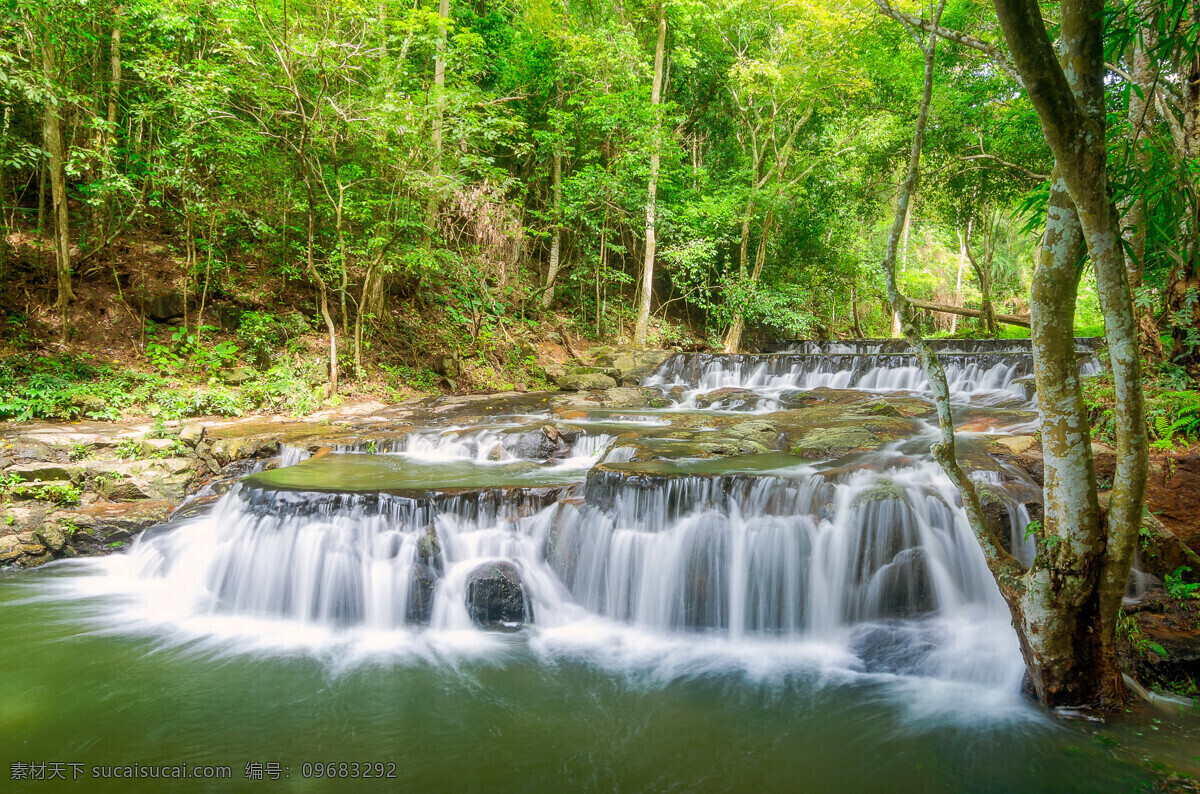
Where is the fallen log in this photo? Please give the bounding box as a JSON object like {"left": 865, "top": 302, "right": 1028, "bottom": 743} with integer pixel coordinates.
{"left": 907, "top": 298, "right": 1031, "bottom": 328}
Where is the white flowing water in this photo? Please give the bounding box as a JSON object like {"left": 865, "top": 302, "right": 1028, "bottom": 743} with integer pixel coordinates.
{"left": 49, "top": 341, "right": 1097, "bottom": 710}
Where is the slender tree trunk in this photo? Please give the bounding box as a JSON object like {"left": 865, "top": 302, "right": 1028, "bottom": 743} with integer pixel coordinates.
{"left": 1164, "top": 14, "right": 1200, "bottom": 368}
{"left": 37, "top": 163, "right": 46, "bottom": 237}
{"left": 196, "top": 213, "right": 216, "bottom": 341}
{"left": 1120, "top": 7, "right": 1164, "bottom": 360}
{"left": 724, "top": 209, "right": 776, "bottom": 353}
{"left": 633, "top": 2, "right": 666, "bottom": 347}
{"left": 425, "top": 0, "right": 449, "bottom": 238}
{"left": 952, "top": 226, "right": 966, "bottom": 334}
{"left": 722, "top": 197, "right": 756, "bottom": 353}
{"left": 302, "top": 164, "right": 338, "bottom": 395}
{"left": 964, "top": 237, "right": 997, "bottom": 335}
{"left": 40, "top": 15, "right": 74, "bottom": 309}
{"left": 876, "top": 0, "right": 1017, "bottom": 609}
{"left": 105, "top": 7, "right": 122, "bottom": 239}
{"left": 851, "top": 282, "right": 864, "bottom": 338}
{"left": 541, "top": 146, "right": 563, "bottom": 308}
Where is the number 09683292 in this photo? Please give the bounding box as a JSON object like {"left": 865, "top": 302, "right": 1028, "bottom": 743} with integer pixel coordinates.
{"left": 301, "top": 762, "right": 397, "bottom": 779}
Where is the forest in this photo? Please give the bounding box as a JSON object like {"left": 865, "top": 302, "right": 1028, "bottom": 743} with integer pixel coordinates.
{"left": 0, "top": 0, "right": 1192, "bottom": 395}
{"left": 2, "top": 0, "right": 1200, "bottom": 739}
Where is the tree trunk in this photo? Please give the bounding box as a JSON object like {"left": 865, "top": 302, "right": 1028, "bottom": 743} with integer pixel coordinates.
{"left": 425, "top": 0, "right": 449, "bottom": 238}
{"left": 851, "top": 282, "right": 863, "bottom": 338}
{"left": 1017, "top": 172, "right": 1112, "bottom": 704}
{"left": 876, "top": 0, "right": 1019, "bottom": 615}
{"left": 1164, "top": 24, "right": 1200, "bottom": 369}
{"left": 105, "top": 7, "right": 122, "bottom": 239}
{"left": 541, "top": 147, "right": 563, "bottom": 308}
{"left": 721, "top": 193, "right": 756, "bottom": 353}
{"left": 906, "top": 298, "right": 1029, "bottom": 327}
{"left": 723, "top": 209, "right": 776, "bottom": 353}
{"left": 994, "top": 0, "right": 1149, "bottom": 708}
{"left": 302, "top": 164, "right": 338, "bottom": 395}
{"left": 633, "top": 3, "right": 666, "bottom": 348}
{"left": 1120, "top": 2, "right": 1164, "bottom": 360}
{"left": 40, "top": 14, "right": 74, "bottom": 310}
{"left": 964, "top": 234, "right": 997, "bottom": 335}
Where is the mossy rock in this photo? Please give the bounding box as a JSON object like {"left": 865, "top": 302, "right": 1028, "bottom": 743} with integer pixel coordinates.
{"left": 557, "top": 372, "right": 617, "bottom": 391}
{"left": 790, "top": 424, "right": 898, "bottom": 459}
{"left": 850, "top": 479, "right": 905, "bottom": 508}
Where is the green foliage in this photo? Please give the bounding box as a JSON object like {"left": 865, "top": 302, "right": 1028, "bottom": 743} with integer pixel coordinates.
{"left": 146, "top": 325, "right": 239, "bottom": 376}
{"left": 0, "top": 355, "right": 168, "bottom": 421}
{"left": 1022, "top": 518, "right": 1043, "bottom": 543}
{"left": 239, "top": 365, "right": 323, "bottom": 415}
{"left": 1148, "top": 392, "right": 1200, "bottom": 451}
{"left": 113, "top": 439, "right": 144, "bottom": 460}
{"left": 69, "top": 443, "right": 95, "bottom": 462}
{"left": 1117, "top": 610, "right": 1170, "bottom": 659}
{"left": 236, "top": 312, "right": 312, "bottom": 362}
{"left": 0, "top": 477, "right": 82, "bottom": 507}
{"left": 1165, "top": 567, "right": 1199, "bottom": 602}
{"left": 380, "top": 364, "right": 440, "bottom": 394}
{"left": 151, "top": 387, "right": 247, "bottom": 420}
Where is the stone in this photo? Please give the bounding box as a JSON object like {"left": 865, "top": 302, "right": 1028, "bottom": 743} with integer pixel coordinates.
{"left": 178, "top": 422, "right": 205, "bottom": 447}
{"left": 34, "top": 523, "right": 67, "bottom": 552}
{"left": 694, "top": 388, "right": 764, "bottom": 411}
{"left": 6, "top": 462, "right": 78, "bottom": 483}
{"left": 416, "top": 527, "right": 443, "bottom": 573}
{"left": 140, "top": 438, "right": 179, "bottom": 457}
{"left": 143, "top": 290, "right": 186, "bottom": 321}
{"left": 70, "top": 393, "right": 110, "bottom": 416}
{"left": 433, "top": 355, "right": 460, "bottom": 380}
{"left": 405, "top": 563, "right": 438, "bottom": 625}
{"left": 874, "top": 547, "right": 937, "bottom": 618}
{"left": 216, "top": 304, "right": 243, "bottom": 331}
{"left": 790, "top": 426, "right": 881, "bottom": 459}
{"left": 220, "top": 366, "right": 255, "bottom": 386}
{"left": 464, "top": 561, "right": 531, "bottom": 631}
{"left": 98, "top": 477, "right": 152, "bottom": 501}
{"left": 992, "top": 435, "right": 1036, "bottom": 455}
{"left": 0, "top": 535, "right": 47, "bottom": 566}
{"left": 557, "top": 372, "right": 617, "bottom": 391}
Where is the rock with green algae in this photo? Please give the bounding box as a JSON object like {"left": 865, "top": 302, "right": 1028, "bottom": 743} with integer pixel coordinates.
{"left": 557, "top": 372, "right": 617, "bottom": 391}
{"left": 790, "top": 425, "right": 890, "bottom": 459}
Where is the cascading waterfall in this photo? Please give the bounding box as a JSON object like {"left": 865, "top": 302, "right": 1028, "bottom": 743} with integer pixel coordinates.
{"left": 64, "top": 339, "right": 1091, "bottom": 695}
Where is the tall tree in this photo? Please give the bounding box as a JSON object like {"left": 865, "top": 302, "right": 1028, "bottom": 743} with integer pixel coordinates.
{"left": 633, "top": 1, "right": 667, "bottom": 347}
{"left": 35, "top": 7, "right": 73, "bottom": 309}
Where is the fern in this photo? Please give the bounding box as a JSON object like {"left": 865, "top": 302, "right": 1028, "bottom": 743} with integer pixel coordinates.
{"left": 1147, "top": 391, "right": 1200, "bottom": 450}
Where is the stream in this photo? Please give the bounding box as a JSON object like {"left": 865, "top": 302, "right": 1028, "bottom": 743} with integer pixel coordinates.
{"left": 2, "top": 339, "right": 1197, "bottom": 791}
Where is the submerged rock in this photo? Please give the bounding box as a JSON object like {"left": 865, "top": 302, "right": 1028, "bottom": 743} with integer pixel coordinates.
{"left": 416, "top": 526, "right": 443, "bottom": 574}
{"left": 464, "top": 561, "right": 531, "bottom": 631}
{"left": 405, "top": 563, "right": 438, "bottom": 625}
{"left": 873, "top": 547, "right": 937, "bottom": 618}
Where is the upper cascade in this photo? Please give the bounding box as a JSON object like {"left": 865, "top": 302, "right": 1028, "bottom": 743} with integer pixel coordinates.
{"left": 643, "top": 341, "right": 1101, "bottom": 408}
{"left": 760, "top": 337, "right": 1104, "bottom": 354}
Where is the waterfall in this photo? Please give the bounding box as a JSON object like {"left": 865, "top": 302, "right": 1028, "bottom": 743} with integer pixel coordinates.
{"left": 66, "top": 338, "right": 1081, "bottom": 693}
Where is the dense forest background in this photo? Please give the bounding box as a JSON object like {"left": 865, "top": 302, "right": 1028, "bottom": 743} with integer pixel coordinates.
{"left": 0, "top": 0, "right": 1197, "bottom": 420}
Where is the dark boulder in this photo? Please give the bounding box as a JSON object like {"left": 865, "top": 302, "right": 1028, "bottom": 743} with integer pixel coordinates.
{"left": 416, "top": 526, "right": 443, "bottom": 574}
{"left": 405, "top": 563, "right": 438, "bottom": 625}
{"left": 143, "top": 290, "right": 186, "bottom": 322}
{"left": 873, "top": 546, "right": 937, "bottom": 619}
{"left": 464, "top": 561, "right": 531, "bottom": 631}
